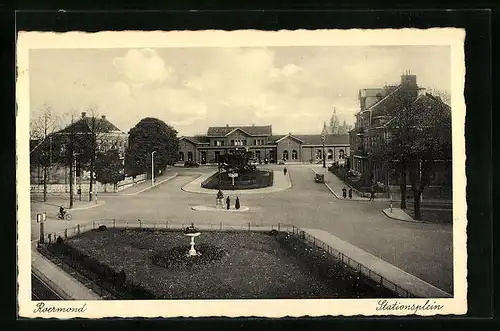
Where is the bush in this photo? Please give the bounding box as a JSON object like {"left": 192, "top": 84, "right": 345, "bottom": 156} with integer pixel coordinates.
{"left": 56, "top": 236, "right": 64, "bottom": 245}
{"left": 184, "top": 160, "right": 199, "bottom": 168}
{"left": 98, "top": 225, "right": 108, "bottom": 231}
{"left": 268, "top": 229, "right": 279, "bottom": 236}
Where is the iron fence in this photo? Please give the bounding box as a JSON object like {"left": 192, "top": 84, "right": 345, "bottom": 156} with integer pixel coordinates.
{"left": 289, "top": 225, "right": 414, "bottom": 298}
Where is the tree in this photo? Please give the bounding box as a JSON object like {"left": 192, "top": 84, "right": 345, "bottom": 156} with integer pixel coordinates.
{"left": 95, "top": 149, "right": 125, "bottom": 192}
{"left": 218, "top": 149, "right": 255, "bottom": 173}
{"left": 425, "top": 87, "right": 451, "bottom": 106}
{"left": 125, "top": 118, "right": 179, "bottom": 177}
{"left": 373, "top": 84, "right": 451, "bottom": 219}
{"left": 30, "top": 105, "right": 61, "bottom": 202}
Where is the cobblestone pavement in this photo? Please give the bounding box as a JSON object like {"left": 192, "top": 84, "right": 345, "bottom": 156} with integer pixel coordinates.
{"left": 29, "top": 164, "right": 453, "bottom": 294}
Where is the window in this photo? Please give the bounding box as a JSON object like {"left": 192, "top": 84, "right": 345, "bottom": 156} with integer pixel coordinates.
{"left": 179, "top": 152, "right": 184, "bottom": 161}
{"left": 232, "top": 139, "right": 245, "bottom": 146}
{"left": 282, "top": 150, "right": 289, "bottom": 161}
{"left": 255, "top": 150, "right": 261, "bottom": 160}
{"left": 339, "top": 149, "right": 345, "bottom": 159}
{"left": 327, "top": 149, "right": 333, "bottom": 160}
{"left": 215, "top": 151, "right": 220, "bottom": 162}
{"left": 214, "top": 140, "right": 224, "bottom": 147}
{"left": 292, "top": 150, "right": 298, "bottom": 160}
{"left": 187, "top": 152, "right": 193, "bottom": 161}
{"left": 316, "top": 149, "right": 322, "bottom": 160}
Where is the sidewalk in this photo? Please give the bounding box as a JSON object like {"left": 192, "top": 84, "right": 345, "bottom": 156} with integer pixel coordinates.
{"left": 182, "top": 170, "right": 292, "bottom": 195}
{"left": 32, "top": 245, "right": 101, "bottom": 300}
{"left": 382, "top": 208, "right": 426, "bottom": 223}
{"left": 310, "top": 166, "right": 453, "bottom": 206}
{"left": 120, "top": 171, "right": 178, "bottom": 196}
{"left": 301, "top": 228, "right": 451, "bottom": 298}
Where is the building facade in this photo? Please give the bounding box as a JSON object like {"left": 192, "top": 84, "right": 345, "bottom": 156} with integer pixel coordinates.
{"left": 348, "top": 73, "right": 452, "bottom": 186}
{"left": 178, "top": 124, "right": 350, "bottom": 165}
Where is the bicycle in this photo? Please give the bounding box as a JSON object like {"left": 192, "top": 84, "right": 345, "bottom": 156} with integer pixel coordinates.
{"left": 57, "top": 212, "right": 72, "bottom": 221}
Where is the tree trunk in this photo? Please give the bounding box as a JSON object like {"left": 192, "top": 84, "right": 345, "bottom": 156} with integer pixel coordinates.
{"left": 43, "top": 165, "right": 47, "bottom": 202}
{"left": 399, "top": 163, "right": 407, "bottom": 209}
{"left": 69, "top": 155, "right": 74, "bottom": 208}
{"left": 413, "top": 189, "right": 422, "bottom": 220}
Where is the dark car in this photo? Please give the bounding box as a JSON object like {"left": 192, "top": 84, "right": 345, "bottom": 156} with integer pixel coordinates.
{"left": 184, "top": 160, "right": 200, "bottom": 168}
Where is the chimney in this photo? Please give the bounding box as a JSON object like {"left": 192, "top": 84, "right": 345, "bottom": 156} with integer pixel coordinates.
{"left": 226, "top": 124, "right": 229, "bottom": 127}
{"left": 81, "top": 112, "right": 86, "bottom": 118}
{"left": 101, "top": 115, "right": 106, "bottom": 120}
{"left": 401, "top": 70, "right": 417, "bottom": 86}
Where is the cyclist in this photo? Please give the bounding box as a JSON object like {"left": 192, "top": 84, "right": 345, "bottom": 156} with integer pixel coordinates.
{"left": 59, "top": 206, "right": 66, "bottom": 219}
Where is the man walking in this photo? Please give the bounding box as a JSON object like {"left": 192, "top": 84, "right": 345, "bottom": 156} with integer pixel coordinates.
{"left": 342, "top": 187, "right": 347, "bottom": 199}
{"left": 283, "top": 167, "right": 288, "bottom": 176}
{"left": 216, "top": 189, "right": 224, "bottom": 208}
{"left": 226, "top": 196, "right": 231, "bottom": 210}
{"left": 348, "top": 188, "right": 353, "bottom": 199}
{"left": 369, "top": 186, "right": 375, "bottom": 201}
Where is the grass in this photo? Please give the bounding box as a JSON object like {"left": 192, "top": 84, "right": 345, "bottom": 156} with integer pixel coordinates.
{"left": 54, "top": 228, "right": 397, "bottom": 299}
{"left": 405, "top": 208, "right": 453, "bottom": 224}
{"left": 201, "top": 170, "right": 273, "bottom": 190}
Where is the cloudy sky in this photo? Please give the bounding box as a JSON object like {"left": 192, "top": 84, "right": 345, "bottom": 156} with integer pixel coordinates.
{"left": 29, "top": 46, "right": 450, "bottom": 136}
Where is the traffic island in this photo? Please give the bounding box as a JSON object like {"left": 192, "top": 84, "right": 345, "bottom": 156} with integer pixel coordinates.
{"left": 191, "top": 205, "right": 250, "bottom": 212}
{"left": 383, "top": 208, "right": 426, "bottom": 223}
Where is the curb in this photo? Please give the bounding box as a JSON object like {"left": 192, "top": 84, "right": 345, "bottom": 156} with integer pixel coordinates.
{"left": 123, "top": 173, "right": 178, "bottom": 196}
{"left": 69, "top": 201, "right": 106, "bottom": 211}
{"left": 191, "top": 205, "right": 250, "bottom": 212}
{"left": 181, "top": 171, "right": 292, "bottom": 195}
{"left": 382, "top": 208, "right": 427, "bottom": 224}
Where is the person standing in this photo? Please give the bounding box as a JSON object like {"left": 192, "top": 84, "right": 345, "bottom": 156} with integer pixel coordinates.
{"left": 216, "top": 189, "right": 224, "bottom": 208}
{"left": 348, "top": 188, "right": 353, "bottom": 199}
{"left": 342, "top": 187, "right": 347, "bottom": 199}
{"left": 283, "top": 167, "right": 288, "bottom": 176}
{"left": 369, "top": 186, "right": 375, "bottom": 201}
{"left": 226, "top": 196, "right": 231, "bottom": 210}
{"left": 235, "top": 196, "right": 240, "bottom": 210}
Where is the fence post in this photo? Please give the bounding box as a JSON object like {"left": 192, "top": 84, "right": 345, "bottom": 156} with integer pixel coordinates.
{"left": 48, "top": 233, "right": 52, "bottom": 244}
{"left": 278, "top": 223, "right": 281, "bottom": 232}
{"left": 248, "top": 222, "right": 251, "bottom": 232}
{"left": 126, "top": 221, "right": 128, "bottom": 228}
{"left": 64, "top": 229, "right": 68, "bottom": 240}
{"left": 77, "top": 224, "right": 80, "bottom": 234}
{"left": 139, "top": 219, "right": 142, "bottom": 229}
{"left": 92, "top": 221, "right": 95, "bottom": 230}
{"left": 113, "top": 219, "right": 116, "bottom": 228}
{"left": 220, "top": 221, "right": 222, "bottom": 230}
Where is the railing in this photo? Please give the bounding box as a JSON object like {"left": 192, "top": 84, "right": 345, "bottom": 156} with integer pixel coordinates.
{"left": 38, "top": 220, "right": 294, "bottom": 245}
{"left": 289, "top": 225, "right": 414, "bottom": 298}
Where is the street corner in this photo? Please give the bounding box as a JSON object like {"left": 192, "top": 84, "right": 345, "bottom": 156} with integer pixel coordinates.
{"left": 382, "top": 208, "right": 425, "bottom": 223}
{"left": 191, "top": 205, "right": 250, "bottom": 212}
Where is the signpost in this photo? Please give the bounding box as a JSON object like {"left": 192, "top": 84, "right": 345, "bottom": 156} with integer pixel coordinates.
{"left": 37, "top": 212, "right": 47, "bottom": 244}
{"left": 228, "top": 173, "right": 239, "bottom": 186}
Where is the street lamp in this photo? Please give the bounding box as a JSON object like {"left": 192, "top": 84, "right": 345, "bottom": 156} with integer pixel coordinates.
{"left": 151, "top": 150, "right": 157, "bottom": 186}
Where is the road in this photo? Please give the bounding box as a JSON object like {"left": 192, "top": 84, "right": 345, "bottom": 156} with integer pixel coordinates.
{"left": 30, "top": 165, "right": 453, "bottom": 294}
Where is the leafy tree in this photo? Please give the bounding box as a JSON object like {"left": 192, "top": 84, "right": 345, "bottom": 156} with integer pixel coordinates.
{"left": 218, "top": 149, "right": 256, "bottom": 173}
{"left": 372, "top": 85, "right": 451, "bottom": 220}
{"left": 125, "top": 118, "right": 179, "bottom": 177}
{"left": 94, "top": 149, "right": 125, "bottom": 192}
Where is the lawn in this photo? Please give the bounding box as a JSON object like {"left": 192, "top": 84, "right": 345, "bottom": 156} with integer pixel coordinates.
{"left": 405, "top": 209, "right": 453, "bottom": 224}
{"left": 48, "top": 228, "right": 397, "bottom": 299}
{"left": 201, "top": 170, "right": 273, "bottom": 190}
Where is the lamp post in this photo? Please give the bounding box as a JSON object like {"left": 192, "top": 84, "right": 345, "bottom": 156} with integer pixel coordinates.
{"left": 321, "top": 122, "right": 328, "bottom": 168}
{"left": 151, "top": 150, "right": 157, "bottom": 186}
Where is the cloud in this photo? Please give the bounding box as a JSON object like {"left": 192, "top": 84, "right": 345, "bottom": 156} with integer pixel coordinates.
{"left": 112, "top": 49, "right": 173, "bottom": 88}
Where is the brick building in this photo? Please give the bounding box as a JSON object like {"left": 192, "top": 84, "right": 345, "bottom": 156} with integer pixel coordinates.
{"left": 348, "top": 73, "right": 452, "bottom": 187}
{"left": 178, "top": 124, "right": 350, "bottom": 165}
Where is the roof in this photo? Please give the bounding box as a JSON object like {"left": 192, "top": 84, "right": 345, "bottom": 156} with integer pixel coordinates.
{"left": 207, "top": 125, "right": 272, "bottom": 137}
{"left": 180, "top": 136, "right": 210, "bottom": 145}
{"left": 270, "top": 134, "right": 349, "bottom": 146}
{"left": 57, "top": 116, "right": 124, "bottom": 134}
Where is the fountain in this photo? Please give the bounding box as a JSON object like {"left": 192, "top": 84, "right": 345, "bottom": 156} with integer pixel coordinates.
{"left": 184, "top": 223, "right": 201, "bottom": 257}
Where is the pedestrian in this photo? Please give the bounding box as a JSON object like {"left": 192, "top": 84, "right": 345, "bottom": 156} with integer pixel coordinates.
{"left": 348, "top": 188, "right": 352, "bottom": 199}
{"left": 369, "top": 186, "right": 375, "bottom": 201}
{"left": 342, "top": 187, "right": 347, "bottom": 199}
{"left": 216, "top": 189, "right": 224, "bottom": 208}
{"left": 226, "top": 196, "right": 231, "bottom": 210}
{"left": 283, "top": 167, "right": 287, "bottom": 176}
{"left": 235, "top": 197, "right": 240, "bottom": 210}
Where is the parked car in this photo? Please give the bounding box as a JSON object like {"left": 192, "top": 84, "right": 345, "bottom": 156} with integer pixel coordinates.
{"left": 184, "top": 160, "right": 200, "bottom": 168}
{"left": 314, "top": 173, "right": 325, "bottom": 183}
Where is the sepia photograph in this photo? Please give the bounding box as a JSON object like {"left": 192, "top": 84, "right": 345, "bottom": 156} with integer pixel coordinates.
{"left": 16, "top": 29, "right": 467, "bottom": 318}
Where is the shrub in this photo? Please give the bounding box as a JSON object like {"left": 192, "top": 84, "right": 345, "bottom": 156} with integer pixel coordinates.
{"left": 98, "top": 225, "right": 108, "bottom": 231}
{"left": 268, "top": 229, "right": 279, "bottom": 236}
{"left": 56, "top": 236, "right": 64, "bottom": 245}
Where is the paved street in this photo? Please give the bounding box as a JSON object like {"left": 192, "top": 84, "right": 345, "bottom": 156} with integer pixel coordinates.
{"left": 30, "top": 164, "right": 453, "bottom": 294}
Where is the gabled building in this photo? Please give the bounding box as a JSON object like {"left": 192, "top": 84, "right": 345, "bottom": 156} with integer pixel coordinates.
{"left": 349, "top": 72, "right": 452, "bottom": 186}
{"left": 178, "top": 124, "right": 350, "bottom": 164}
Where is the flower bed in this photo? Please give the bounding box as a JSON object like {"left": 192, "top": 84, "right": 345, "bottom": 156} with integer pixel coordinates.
{"left": 41, "top": 228, "right": 398, "bottom": 299}
{"left": 201, "top": 170, "right": 273, "bottom": 190}
{"left": 329, "top": 165, "right": 384, "bottom": 193}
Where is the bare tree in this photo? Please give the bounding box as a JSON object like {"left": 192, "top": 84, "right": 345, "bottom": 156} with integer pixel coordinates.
{"left": 30, "top": 105, "right": 61, "bottom": 202}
